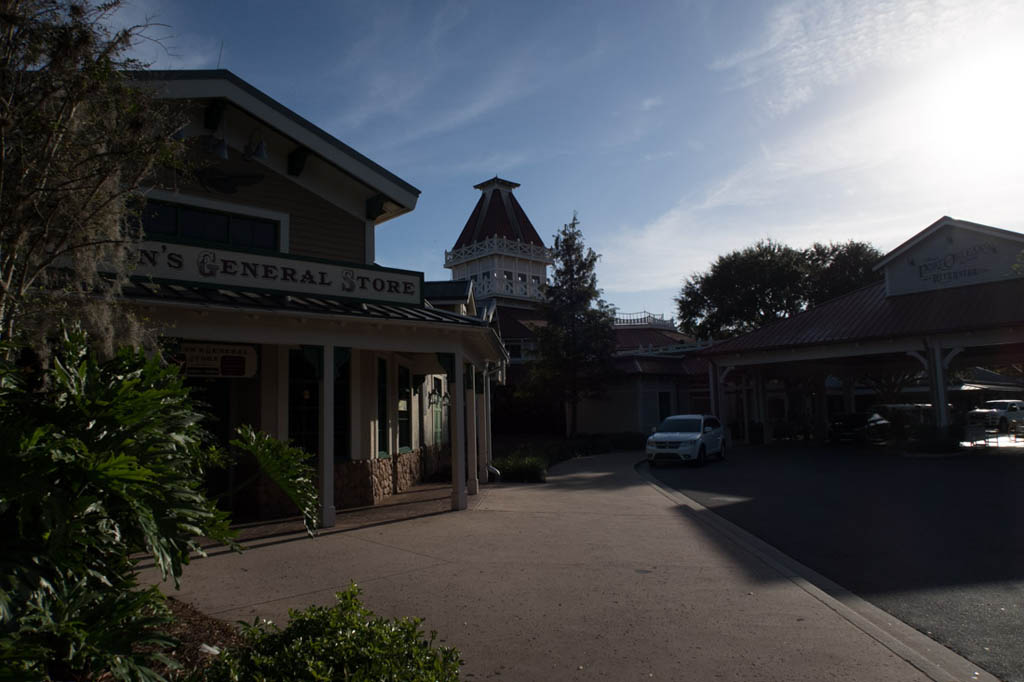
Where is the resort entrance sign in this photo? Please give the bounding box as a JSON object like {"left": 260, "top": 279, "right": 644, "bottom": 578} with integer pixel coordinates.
{"left": 132, "top": 241, "right": 423, "bottom": 306}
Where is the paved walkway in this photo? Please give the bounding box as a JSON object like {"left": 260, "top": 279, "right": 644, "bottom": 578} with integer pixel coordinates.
{"left": 142, "top": 453, "right": 996, "bottom": 681}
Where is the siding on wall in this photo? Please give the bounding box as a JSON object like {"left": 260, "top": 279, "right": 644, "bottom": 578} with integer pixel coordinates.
{"left": 168, "top": 157, "right": 366, "bottom": 264}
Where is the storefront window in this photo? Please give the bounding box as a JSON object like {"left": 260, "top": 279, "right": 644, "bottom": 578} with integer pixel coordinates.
{"left": 140, "top": 199, "right": 278, "bottom": 251}
{"left": 377, "top": 358, "right": 389, "bottom": 457}
{"left": 334, "top": 348, "right": 351, "bottom": 460}
{"left": 398, "top": 366, "right": 412, "bottom": 452}
{"left": 288, "top": 348, "right": 321, "bottom": 456}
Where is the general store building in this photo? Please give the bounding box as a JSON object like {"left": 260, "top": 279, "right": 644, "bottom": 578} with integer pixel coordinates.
{"left": 128, "top": 70, "right": 506, "bottom": 527}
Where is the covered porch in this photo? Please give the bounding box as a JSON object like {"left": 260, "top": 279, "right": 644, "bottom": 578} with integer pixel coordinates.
{"left": 128, "top": 280, "right": 506, "bottom": 528}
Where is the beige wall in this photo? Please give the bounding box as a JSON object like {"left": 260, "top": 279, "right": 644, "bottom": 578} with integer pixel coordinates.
{"left": 164, "top": 156, "right": 366, "bottom": 264}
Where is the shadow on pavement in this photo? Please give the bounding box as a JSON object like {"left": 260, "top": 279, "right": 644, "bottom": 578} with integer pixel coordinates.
{"left": 648, "top": 444, "right": 1024, "bottom": 682}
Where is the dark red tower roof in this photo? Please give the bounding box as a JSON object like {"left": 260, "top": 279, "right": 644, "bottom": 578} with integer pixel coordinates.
{"left": 452, "top": 177, "right": 546, "bottom": 249}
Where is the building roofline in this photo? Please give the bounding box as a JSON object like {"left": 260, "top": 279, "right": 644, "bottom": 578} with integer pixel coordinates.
{"left": 874, "top": 216, "right": 1024, "bottom": 271}
{"left": 474, "top": 176, "right": 520, "bottom": 190}
{"left": 132, "top": 69, "right": 420, "bottom": 215}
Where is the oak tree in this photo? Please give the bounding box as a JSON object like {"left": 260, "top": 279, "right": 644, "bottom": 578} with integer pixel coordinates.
{"left": 675, "top": 239, "right": 883, "bottom": 339}
{"left": 0, "top": 0, "right": 184, "bottom": 351}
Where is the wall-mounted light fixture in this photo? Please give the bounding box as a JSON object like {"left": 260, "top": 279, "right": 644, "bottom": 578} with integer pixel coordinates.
{"left": 427, "top": 389, "right": 450, "bottom": 408}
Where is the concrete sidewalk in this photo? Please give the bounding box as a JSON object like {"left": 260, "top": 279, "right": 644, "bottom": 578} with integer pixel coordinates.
{"left": 143, "top": 452, "right": 994, "bottom": 681}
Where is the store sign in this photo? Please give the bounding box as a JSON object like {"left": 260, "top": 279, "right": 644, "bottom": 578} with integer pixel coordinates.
{"left": 182, "top": 342, "right": 257, "bottom": 378}
{"left": 132, "top": 241, "right": 423, "bottom": 305}
{"left": 886, "top": 227, "right": 1023, "bottom": 295}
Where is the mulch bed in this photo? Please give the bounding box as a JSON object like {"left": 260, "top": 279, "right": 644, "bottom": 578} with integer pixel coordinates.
{"left": 155, "top": 598, "right": 247, "bottom": 680}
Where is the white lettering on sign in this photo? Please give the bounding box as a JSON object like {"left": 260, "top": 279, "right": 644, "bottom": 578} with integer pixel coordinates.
{"left": 884, "top": 227, "right": 1023, "bottom": 296}
{"left": 133, "top": 242, "right": 423, "bottom": 305}
{"left": 181, "top": 342, "right": 257, "bottom": 378}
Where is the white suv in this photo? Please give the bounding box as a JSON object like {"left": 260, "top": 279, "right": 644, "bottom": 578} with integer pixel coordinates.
{"left": 647, "top": 414, "right": 725, "bottom": 467}
{"left": 967, "top": 400, "right": 1024, "bottom": 433}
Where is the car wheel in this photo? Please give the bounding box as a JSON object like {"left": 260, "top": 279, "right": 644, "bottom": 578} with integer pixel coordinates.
{"left": 999, "top": 417, "right": 1009, "bottom": 434}
{"left": 697, "top": 446, "right": 706, "bottom": 466}
{"left": 719, "top": 442, "right": 726, "bottom": 460}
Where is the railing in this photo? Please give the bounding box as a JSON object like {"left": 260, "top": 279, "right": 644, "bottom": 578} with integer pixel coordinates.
{"left": 445, "top": 236, "right": 553, "bottom": 268}
{"left": 468, "top": 277, "right": 544, "bottom": 301}
{"left": 614, "top": 311, "right": 677, "bottom": 329}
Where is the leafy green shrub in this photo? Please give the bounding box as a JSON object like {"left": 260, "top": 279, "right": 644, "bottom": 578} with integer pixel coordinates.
{"left": 0, "top": 329, "right": 236, "bottom": 680}
{"left": 493, "top": 454, "right": 548, "bottom": 482}
{"left": 199, "top": 585, "right": 461, "bottom": 682}
{"left": 229, "top": 425, "right": 319, "bottom": 536}
{"left": 0, "top": 329, "right": 318, "bottom": 680}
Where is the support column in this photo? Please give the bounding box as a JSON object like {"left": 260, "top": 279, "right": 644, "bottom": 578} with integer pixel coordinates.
{"left": 319, "top": 345, "right": 336, "bottom": 528}
{"left": 708, "top": 363, "right": 719, "bottom": 417}
{"left": 717, "top": 365, "right": 732, "bottom": 444}
{"left": 484, "top": 371, "right": 494, "bottom": 482}
{"left": 466, "top": 365, "right": 479, "bottom": 495}
{"left": 843, "top": 376, "right": 856, "bottom": 413}
{"left": 477, "top": 381, "right": 488, "bottom": 484}
{"left": 814, "top": 371, "right": 829, "bottom": 444}
{"left": 451, "top": 350, "right": 467, "bottom": 510}
{"left": 755, "top": 369, "right": 769, "bottom": 443}
{"left": 635, "top": 375, "right": 644, "bottom": 432}
{"left": 929, "top": 343, "right": 950, "bottom": 430}
{"left": 739, "top": 377, "right": 750, "bottom": 443}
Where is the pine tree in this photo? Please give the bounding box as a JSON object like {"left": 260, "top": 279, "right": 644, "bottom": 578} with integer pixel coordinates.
{"left": 530, "top": 213, "right": 617, "bottom": 437}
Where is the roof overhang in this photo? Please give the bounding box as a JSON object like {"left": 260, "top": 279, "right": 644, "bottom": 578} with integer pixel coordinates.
{"left": 874, "top": 216, "right": 1024, "bottom": 271}
{"left": 123, "top": 280, "right": 506, "bottom": 366}
{"left": 132, "top": 70, "right": 419, "bottom": 224}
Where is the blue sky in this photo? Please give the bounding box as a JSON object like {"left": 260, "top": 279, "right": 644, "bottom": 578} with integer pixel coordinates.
{"left": 120, "top": 0, "right": 1024, "bottom": 319}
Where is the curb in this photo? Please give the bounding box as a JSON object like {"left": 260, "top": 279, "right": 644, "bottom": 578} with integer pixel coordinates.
{"left": 634, "top": 460, "right": 998, "bottom": 682}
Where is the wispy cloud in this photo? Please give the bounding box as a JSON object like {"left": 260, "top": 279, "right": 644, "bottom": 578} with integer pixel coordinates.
{"left": 597, "top": 31, "right": 1024, "bottom": 298}
{"left": 640, "top": 96, "right": 662, "bottom": 111}
{"left": 410, "top": 149, "right": 533, "bottom": 178}
{"left": 711, "top": 0, "right": 1022, "bottom": 116}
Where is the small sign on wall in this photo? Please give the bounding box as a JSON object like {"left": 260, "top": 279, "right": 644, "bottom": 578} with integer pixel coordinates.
{"left": 181, "top": 342, "right": 258, "bottom": 378}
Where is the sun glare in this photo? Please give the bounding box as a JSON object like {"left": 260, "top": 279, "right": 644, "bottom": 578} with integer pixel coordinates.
{"left": 914, "top": 41, "right": 1024, "bottom": 177}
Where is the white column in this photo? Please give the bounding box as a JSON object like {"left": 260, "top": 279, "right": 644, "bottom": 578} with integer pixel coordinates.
{"left": 451, "top": 351, "right": 467, "bottom": 510}
{"left": 484, "top": 372, "right": 494, "bottom": 481}
{"left": 319, "top": 345, "right": 336, "bottom": 528}
{"left": 467, "top": 367, "right": 479, "bottom": 495}
{"left": 477, "top": 386, "right": 488, "bottom": 484}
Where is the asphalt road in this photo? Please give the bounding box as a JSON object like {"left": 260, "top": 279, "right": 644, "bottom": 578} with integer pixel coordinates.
{"left": 649, "top": 444, "right": 1024, "bottom": 682}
